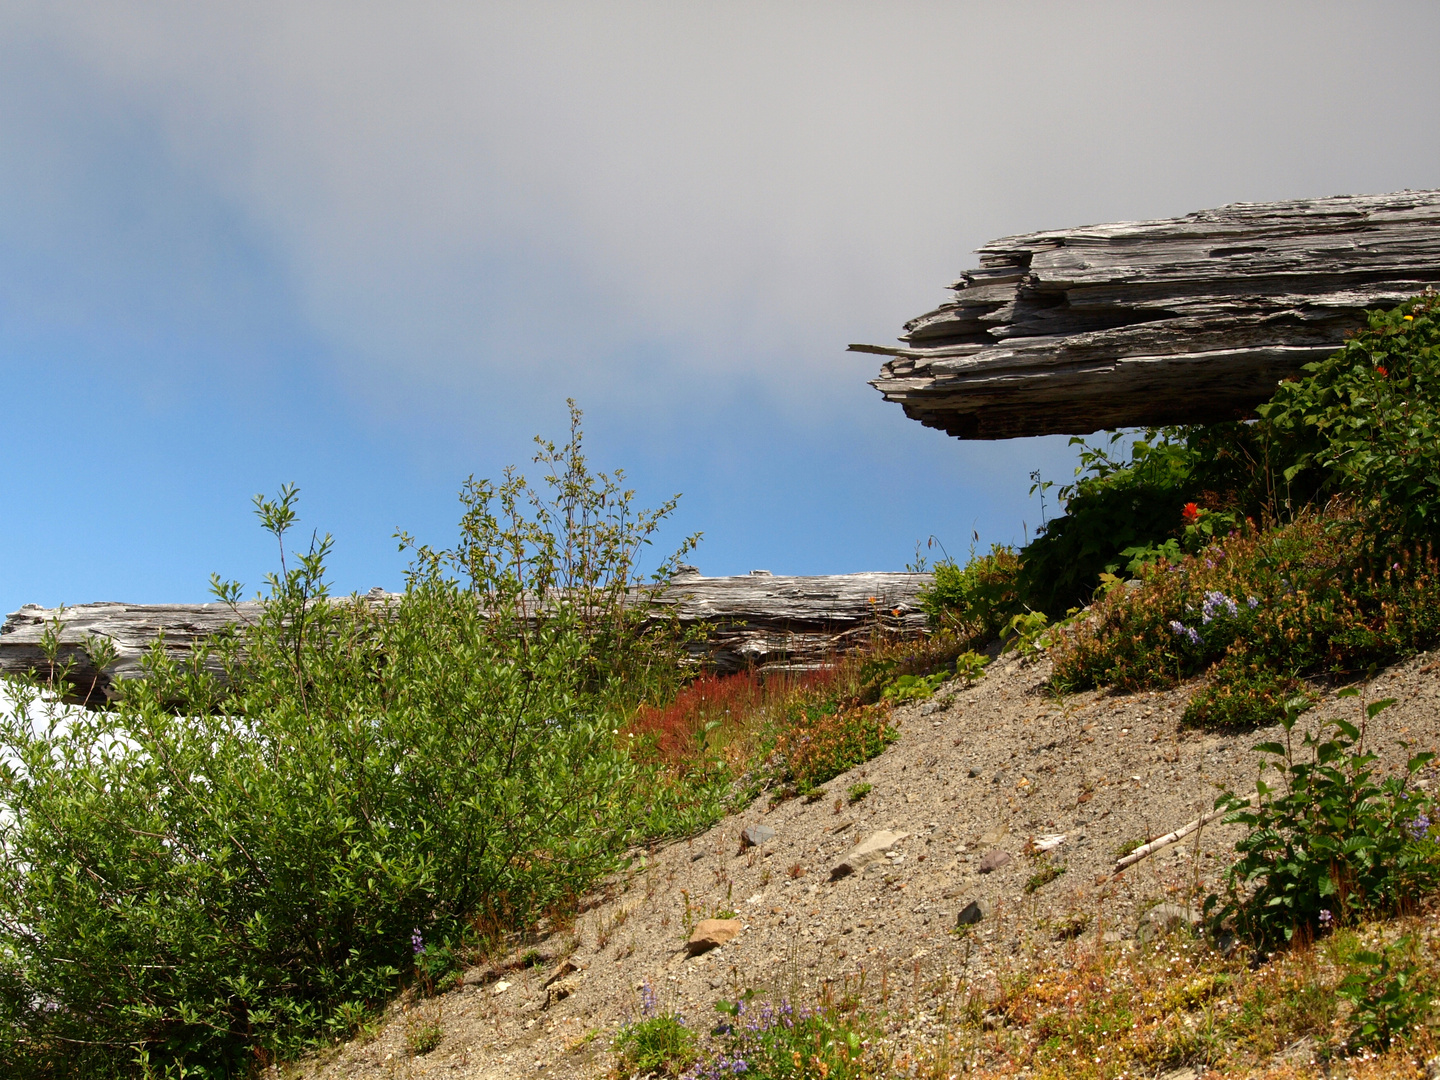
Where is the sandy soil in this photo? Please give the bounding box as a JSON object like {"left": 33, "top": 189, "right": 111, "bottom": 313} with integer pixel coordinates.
{"left": 291, "top": 648, "right": 1440, "bottom": 1079}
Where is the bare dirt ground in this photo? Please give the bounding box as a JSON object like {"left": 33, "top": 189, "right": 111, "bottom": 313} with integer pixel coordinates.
{"left": 291, "top": 648, "right": 1440, "bottom": 1079}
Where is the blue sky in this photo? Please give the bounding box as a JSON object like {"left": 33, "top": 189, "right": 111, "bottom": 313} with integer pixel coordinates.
{"left": 3, "top": 2, "right": 1439, "bottom": 615}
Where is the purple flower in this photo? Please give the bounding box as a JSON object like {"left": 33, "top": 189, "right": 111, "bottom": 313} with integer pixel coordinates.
{"left": 1246, "top": 596, "right": 1260, "bottom": 609}
{"left": 1410, "top": 813, "right": 1432, "bottom": 841}
{"left": 411, "top": 929, "right": 425, "bottom": 956}
{"left": 640, "top": 982, "right": 658, "bottom": 1018}
{"left": 1201, "top": 590, "right": 1239, "bottom": 624}
{"left": 1170, "top": 620, "right": 1202, "bottom": 646}
{"left": 1318, "top": 909, "right": 1333, "bottom": 927}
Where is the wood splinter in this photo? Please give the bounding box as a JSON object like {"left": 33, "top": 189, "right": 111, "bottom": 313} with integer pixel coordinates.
{"left": 1112, "top": 795, "right": 1257, "bottom": 873}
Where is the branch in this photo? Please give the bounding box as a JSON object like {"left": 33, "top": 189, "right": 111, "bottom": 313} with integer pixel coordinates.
{"left": 1113, "top": 794, "right": 1256, "bottom": 873}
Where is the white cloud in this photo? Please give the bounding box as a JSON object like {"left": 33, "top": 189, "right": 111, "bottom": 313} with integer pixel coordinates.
{"left": 0, "top": 0, "right": 1437, "bottom": 440}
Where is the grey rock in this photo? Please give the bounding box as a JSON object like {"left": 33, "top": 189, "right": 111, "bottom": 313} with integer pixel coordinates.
{"left": 955, "top": 899, "right": 989, "bottom": 926}
{"left": 976, "top": 849, "right": 1013, "bottom": 874}
{"left": 740, "top": 824, "right": 777, "bottom": 849}
{"left": 967, "top": 767, "right": 980, "bottom": 778}
{"left": 829, "top": 830, "right": 909, "bottom": 880}
{"left": 1136, "top": 903, "right": 1201, "bottom": 944}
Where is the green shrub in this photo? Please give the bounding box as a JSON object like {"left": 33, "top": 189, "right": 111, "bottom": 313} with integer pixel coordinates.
{"left": 0, "top": 405, "right": 697, "bottom": 1077}
{"left": 953, "top": 649, "right": 987, "bottom": 684}
{"left": 879, "top": 671, "right": 946, "bottom": 703}
{"left": 700, "top": 996, "right": 871, "bottom": 1079}
{"left": 1336, "top": 937, "right": 1429, "bottom": 1052}
{"left": 918, "top": 544, "right": 1021, "bottom": 644}
{"left": 1024, "top": 860, "right": 1066, "bottom": 894}
{"left": 1017, "top": 431, "right": 1208, "bottom": 616}
{"left": 1014, "top": 293, "right": 1440, "bottom": 616}
{"left": 1052, "top": 512, "right": 1440, "bottom": 717}
{"left": 1206, "top": 694, "right": 1440, "bottom": 951}
{"left": 614, "top": 986, "right": 697, "bottom": 1078}
{"left": 1181, "top": 659, "right": 1309, "bottom": 730}
{"left": 404, "top": 1012, "right": 445, "bottom": 1056}
{"left": 773, "top": 701, "right": 896, "bottom": 797}
{"left": 1261, "top": 291, "right": 1440, "bottom": 540}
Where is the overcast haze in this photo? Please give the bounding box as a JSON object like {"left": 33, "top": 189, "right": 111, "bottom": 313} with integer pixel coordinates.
{"left": 3, "top": 2, "right": 1439, "bottom": 614}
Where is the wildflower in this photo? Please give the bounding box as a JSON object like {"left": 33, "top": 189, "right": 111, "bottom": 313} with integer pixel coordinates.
{"left": 1169, "top": 621, "right": 1202, "bottom": 646}
{"left": 1410, "top": 813, "right": 1432, "bottom": 841}
{"left": 1318, "top": 909, "right": 1333, "bottom": 928}
{"left": 1404, "top": 314, "right": 1414, "bottom": 320}
{"left": 640, "top": 982, "right": 658, "bottom": 1017}
{"left": 411, "top": 928, "right": 425, "bottom": 956}
{"left": 1376, "top": 365, "right": 1389, "bottom": 377}
{"left": 1201, "top": 590, "right": 1238, "bottom": 624}
{"left": 1246, "top": 596, "right": 1259, "bottom": 609}
{"left": 1181, "top": 502, "right": 1201, "bottom": 523}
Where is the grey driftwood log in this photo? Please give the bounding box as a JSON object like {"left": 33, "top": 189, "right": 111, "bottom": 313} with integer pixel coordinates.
{"left": 0, "top": 571, "right": 930, "bottom": 706}
{"left": 857, "top": 190, "right": 1440, "bottom": 439}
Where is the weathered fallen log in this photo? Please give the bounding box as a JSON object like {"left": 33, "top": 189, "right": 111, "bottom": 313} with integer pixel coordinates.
{"left": 858, "top": 190, "right": 1440, "bottom": 439}
{"left": 0, "top": 571, "right": 931, "bottom": 706}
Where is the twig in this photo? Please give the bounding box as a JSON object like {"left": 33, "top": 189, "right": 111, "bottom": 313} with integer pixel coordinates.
{"left": 1113, "top": 795, "right": 1256, "bottom": 873}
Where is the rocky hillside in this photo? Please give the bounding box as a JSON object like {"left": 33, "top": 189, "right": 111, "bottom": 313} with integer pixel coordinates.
{"left": 293, "top": 649, "right": 1440, "bottom": 1079}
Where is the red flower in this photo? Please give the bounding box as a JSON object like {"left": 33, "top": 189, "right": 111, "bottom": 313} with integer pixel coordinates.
{"left": 1182, "top": 502, "right": 1201, "bottom": 523}
{"left": 1376, "top": 365, "right": 1389, "bottom": 377}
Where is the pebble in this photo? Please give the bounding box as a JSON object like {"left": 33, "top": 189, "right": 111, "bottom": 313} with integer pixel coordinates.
{"left": 977, "top": 849, "right": 1013, "bottom": 874}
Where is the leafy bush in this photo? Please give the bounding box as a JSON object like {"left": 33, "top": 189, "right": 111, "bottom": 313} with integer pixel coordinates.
{"left": 1336, "top": 937, "right": 1429, "bottom": 1052}
{"left": 953, "top": 650, "right": 987, "bottom": 684}
{"left": 1014, "top": 293, "right": 1440, "bottom": 616}
{"left": 1206, "top": 694, "right": 1440, "bottom": 951}
{"left": 1017, "top": 431, "right": 1208, "bottom": 615}
{"left": 1052, "top": 511, "right": 1440, "bottom": 720}
{"left": 688, "top": 996, "right": 870, "bottom": 1080}
{"left": 0, "top": 406, "right": 698, "bottom": 1077}
{"left": 879, "top": 671, "right": 946, "bottom": 703}
{"left": 1180, "top": 660, "right": 1308, "bottom": 730}
{"left": 917, "top": 544, "right": 1021, "bottom": 644}
{"left": 1261, "top": 291, "right": 1440, "bottom": 539}
{"left": 615, "top": 987, "right": 697, "bottom": 1078}
{"left": 773, "top": 701, "right": 896, "bottom": 797}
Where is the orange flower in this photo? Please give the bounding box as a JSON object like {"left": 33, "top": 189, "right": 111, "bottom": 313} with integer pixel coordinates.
{"left": 1376, "top": 365, "right": 1389, "bottom": 377}
{"left": 1182, "top": 502, "right": 1201, "bottom": 523}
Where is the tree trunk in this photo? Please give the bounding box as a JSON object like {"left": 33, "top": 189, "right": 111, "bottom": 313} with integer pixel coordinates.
{"left": 0, "top": 571, "right": 932, "bottom": 707}
{"left": 858, "top": 190, "right": 1440, "bottom": 439}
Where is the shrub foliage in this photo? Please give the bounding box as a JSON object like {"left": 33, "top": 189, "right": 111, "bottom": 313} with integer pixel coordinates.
{"left": 0, "top": 405, "right": 698, "bottom": 1077}
{"left": 1207, "top": 694, "right": 1440, "bottom": 952}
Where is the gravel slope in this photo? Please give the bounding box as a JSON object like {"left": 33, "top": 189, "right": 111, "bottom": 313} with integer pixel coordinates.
{"left": 293, "top": 649, "right": 1440, "bottom": 1079}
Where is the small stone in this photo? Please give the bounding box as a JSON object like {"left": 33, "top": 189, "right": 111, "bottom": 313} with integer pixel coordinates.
{"left": 740, "top": 824, "right": 777, "bottom": 849}
{"left": 493, "top": 980, "right": 512, "bottom": 994}
{"left": 955, "top": 899, "right": 989, "bottom": 926}
{"left": 544, "top": 975, "right": 583, "bottom": 1007}
{"left": 976, "top": 849, "right": 1013, "bottom": 874}
{"left": 1136, "top": 903, "right": 1201, "bottom": 944}
{"left": 542, "top": 960, "right": 578, "bottom": 988}
{"left": 829, "top": 830, "right": 909, "bottom": 880}
{"left": 967, "top": 767, "right": 980, "bottom": 778}
{"left": 686, "top": 919, "right": 743, "bottom": 955}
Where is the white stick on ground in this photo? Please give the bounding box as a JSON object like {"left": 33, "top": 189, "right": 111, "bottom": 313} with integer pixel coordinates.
{"left": 1113, "top": 795, "right": 1256, "bottom": 872}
